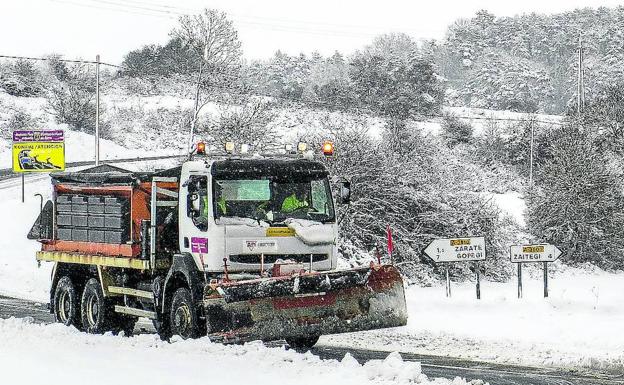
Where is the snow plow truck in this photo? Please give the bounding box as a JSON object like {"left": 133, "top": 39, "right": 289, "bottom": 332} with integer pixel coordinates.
{"left": 28, "top": 141, "right": 407, "bottom": 348}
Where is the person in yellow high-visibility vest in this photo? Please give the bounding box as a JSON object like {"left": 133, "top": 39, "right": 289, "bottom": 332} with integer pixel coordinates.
{"left": 216, "top": 195, "right": 227, "bottom": 215}
{"left": 281, "top": 191, "right": 309, "bottom": 213}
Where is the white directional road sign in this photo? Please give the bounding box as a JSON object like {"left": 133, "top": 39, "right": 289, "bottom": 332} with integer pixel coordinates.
{"left": 509, "top": 244, "right": 562, "bottom": 263}
{"left": 423, "top": 237, "right": 486, "bottom": 262}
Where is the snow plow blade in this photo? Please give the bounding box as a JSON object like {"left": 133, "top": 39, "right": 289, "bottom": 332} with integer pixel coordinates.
{"left": 203, "top": 264, "right": 407, "bottom": 343}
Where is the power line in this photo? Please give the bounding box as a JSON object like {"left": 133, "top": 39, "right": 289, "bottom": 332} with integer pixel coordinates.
{"left": 0, "top": 54, "right": 121, "bottom": 68}
{"left": 84, "top": 0, "right": 185, "bottom": 16}
{"left": 49, "top": 0, "right": 176, "bottom": 19}
{"left": 49, "top": 0, "right": 413, "bottom": 39}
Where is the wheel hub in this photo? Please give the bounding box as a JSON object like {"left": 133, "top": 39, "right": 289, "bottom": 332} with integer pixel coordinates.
{"left": 173, "top": 304, "right": 191, "bottom": 336}
{"left": 86, "top": 295, "right": 99, "bottom": 326}
{"left": 58, "top": 291, "right": 69, "bottom": 323}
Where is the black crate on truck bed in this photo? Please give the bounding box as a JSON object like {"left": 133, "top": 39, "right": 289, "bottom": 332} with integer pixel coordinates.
{"left": 88, "top": 196, "right": 103, "bottom": 204}
{"left": 57, "top": 227, "right": 72, "bottom": 241}
{"left": 57, "top": 214, "right": 72, "bottom": 226}
{"left": 56, "top": 204, "right": 72, "bottom": 213}
{"left": 72, "top": 229, "right": 88, "bottom": 242}
{"left": 71, "top": 215, "right": 88, "bottom": 227}
{"left": 88, "top": 204, "right": 105, "bottom": 214}
{"left": 57, "top": 195, "right": 71, "bottom": 204}
{"left": 72, "top": 203, "right": 88, "bottom": 213}
{"left": 104, "top": 215, "right": 127, "bottom": 229}
{"left": 71, "top": 196, "right": 87, "bottom": 204}
{"left": 88, "top": 229, "right": 105, "bottom": 243}
{"left": 88, "top": 215, "right": 105, "bottom": 228}
{"left": 104, "top": 203, "right": 126, "bottom": 215}
{"left": 105, "top": 230, "right": 127, "bottom": 244}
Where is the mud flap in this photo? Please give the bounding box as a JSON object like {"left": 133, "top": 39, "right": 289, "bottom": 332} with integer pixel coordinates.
{"left": 204, "top": 265, "right": 407, "bottom": 343}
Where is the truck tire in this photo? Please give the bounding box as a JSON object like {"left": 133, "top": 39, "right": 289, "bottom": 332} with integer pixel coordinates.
{"left": 286, "top": 336, "right": 320, "bottom": 351}
{"left": 169, "top": 287, "right": 201, "bottom": 339}
{"left": 53, "top": 276, "right": 81, "bottom": 329}
{"left": 81, "top": 278, "right": 114, "bottom": 334}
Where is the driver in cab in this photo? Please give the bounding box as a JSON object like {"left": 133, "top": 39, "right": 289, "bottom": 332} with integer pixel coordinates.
{"left": 281, "top": 188, "right": 310, "bottom": 213}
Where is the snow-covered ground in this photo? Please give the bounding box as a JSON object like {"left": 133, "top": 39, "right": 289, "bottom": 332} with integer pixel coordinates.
{"left": 1, "top": 173, "right": 623, "bottom": 375}
{"left": 0, "top": 318, "right": 476, "bottom": 385}
{"left": 323, "top": 267, "right": 624, "bottom": 374}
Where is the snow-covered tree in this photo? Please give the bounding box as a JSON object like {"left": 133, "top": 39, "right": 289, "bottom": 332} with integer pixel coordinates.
{"left": 526, "top": 121, "right": 624, "bottom": 269}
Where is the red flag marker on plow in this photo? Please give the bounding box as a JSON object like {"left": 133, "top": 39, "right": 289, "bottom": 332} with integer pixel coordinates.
{"left": 386, "top": 224, "right": 394, "bottom": 263}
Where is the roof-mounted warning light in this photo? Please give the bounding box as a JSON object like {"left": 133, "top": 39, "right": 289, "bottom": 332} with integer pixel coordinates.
{"left": 322, "top": 140, "right": 334, "bottom": 156}
{"left": 197, "top": 142, "right": 206, "bottom": 155}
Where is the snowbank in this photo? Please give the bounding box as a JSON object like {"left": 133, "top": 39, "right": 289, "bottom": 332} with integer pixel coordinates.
{"left": 323, "top": 268, "right": 624, "bottom": 374}
{"left": 0, "top": 317, "right": 474, "bottom": 385}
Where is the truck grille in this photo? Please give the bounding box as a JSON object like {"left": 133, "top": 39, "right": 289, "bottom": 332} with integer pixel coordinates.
{"left": 229, "top": 254, "right": 328, "bottom": 264}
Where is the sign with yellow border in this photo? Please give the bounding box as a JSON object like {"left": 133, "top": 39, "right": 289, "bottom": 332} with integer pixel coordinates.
{"left": 266, "top": 227, "right": 296, "bottom": 237}
{"left": 12, "top": 130, "right": 65, "bottom": 173}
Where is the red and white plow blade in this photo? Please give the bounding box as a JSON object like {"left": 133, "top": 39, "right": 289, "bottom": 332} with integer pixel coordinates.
{"left": 204, "top": 265, "right": 407, "bottom": 343}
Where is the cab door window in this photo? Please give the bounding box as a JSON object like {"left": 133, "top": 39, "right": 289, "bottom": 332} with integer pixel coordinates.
{"left": 187, "top": 176, "right": 209, "bottom": 230}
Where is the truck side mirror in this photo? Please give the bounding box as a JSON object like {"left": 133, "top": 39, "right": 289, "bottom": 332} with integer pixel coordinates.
{"left": 339, "top": 181, "right": 351, "bottom": 205}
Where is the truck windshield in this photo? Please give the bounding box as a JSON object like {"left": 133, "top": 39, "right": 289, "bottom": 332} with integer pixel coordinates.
{"left": 213, "top": 177, "right": 335, "bottom": 223}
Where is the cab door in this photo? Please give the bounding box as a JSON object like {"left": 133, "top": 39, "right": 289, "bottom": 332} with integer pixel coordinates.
{"left": 178, "top": 173, "right": 212, "bottom": 270}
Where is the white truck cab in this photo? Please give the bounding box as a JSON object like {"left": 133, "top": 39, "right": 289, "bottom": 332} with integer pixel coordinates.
{"left": 178, "top": 157, "right": 339, "bottom": 274}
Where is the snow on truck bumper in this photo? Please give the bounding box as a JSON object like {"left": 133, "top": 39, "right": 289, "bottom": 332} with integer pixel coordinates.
{"left": 203, "top": 265, "right": 407, "bottom": 343}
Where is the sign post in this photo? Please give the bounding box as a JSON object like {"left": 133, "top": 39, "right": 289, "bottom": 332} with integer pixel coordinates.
{"left": 517, "top": 263, "right": 523, "bottom": 298}
{"left": 475, "top": 261, "right": 481, "bottom": 299}
{"left": 445, "top": 263, "right": 451, "bottom": 297}
{"left": 510, "top": 244, "right": 562, "bottom": 298}
{"left": 423, "top": 237, "right": 486, "bottom": 299}
{"left": 543, "top": 261, "right": 549, "bottom": 298}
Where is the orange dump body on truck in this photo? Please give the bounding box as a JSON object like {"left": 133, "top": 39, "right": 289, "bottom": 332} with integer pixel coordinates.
{"left": 41, "top": 165, "right": 178, "bottom": 259}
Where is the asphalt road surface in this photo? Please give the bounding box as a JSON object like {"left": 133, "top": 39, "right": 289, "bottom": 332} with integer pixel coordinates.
{"left": 1, "top": 295, "right": 621, "bottom": 385}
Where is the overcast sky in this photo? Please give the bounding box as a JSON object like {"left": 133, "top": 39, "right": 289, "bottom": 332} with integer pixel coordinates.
{"left": 0, "top": 0, "right": 622, "bottom": 64}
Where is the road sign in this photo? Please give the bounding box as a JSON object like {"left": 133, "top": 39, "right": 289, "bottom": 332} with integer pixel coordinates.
{"left": 12, "top": 130, "right": 65, "bottom": 173}
{"left": 509, "top": 244, "right": 561, "bottom": 263}
{"left": 423, "top": 237, "right": 486, "bottom": 262}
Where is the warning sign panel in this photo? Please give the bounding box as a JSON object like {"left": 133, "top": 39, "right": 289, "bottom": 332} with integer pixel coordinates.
{"left": 12, "top": 130, "right": 65, "bottom": 173}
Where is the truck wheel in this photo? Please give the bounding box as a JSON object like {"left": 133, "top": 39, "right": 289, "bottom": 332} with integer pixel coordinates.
{"left": 286, "top": 336, "right": 320, "bottom": 351}
{"left": 169, "top": 287, "right": 201, "bottom": 339}
{"left": 81, "top": 278, "right": 113, "bottom": 334}
{"left": 53, "top": 276, "right": 81, "bottom": 328}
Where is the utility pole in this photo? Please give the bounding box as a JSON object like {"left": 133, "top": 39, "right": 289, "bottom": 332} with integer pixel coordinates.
{"left": 189, "top": 61, "right": 204, "bottom": 157}
{"left": 577, "top": 35, "right": 585, "bottom": 115}
{"left": 95, "top": 54, "right": 100, "bottom": 166}
{"left": 528, "top": 118, "right": 535, "bottom": 190}
{"left": 188, "top": 46, "right": 209, "bottom": 158}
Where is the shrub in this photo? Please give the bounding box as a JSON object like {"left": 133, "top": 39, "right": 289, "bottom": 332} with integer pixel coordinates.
{"left": 441, "top": 113, "right": 473, "bottom": 146}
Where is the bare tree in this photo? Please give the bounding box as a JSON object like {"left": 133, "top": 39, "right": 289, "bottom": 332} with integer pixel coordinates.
{"left": 171, "top": 9, "right": 242, "bottom": 74}
{"left": 204, "top": 99, "right": 278, "bottom": 153}
{"left": 171, "top": 8, "right": 243, "bottom": 152}
{"left": 44, "top": 63, "right": 98, "bottom": 133}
